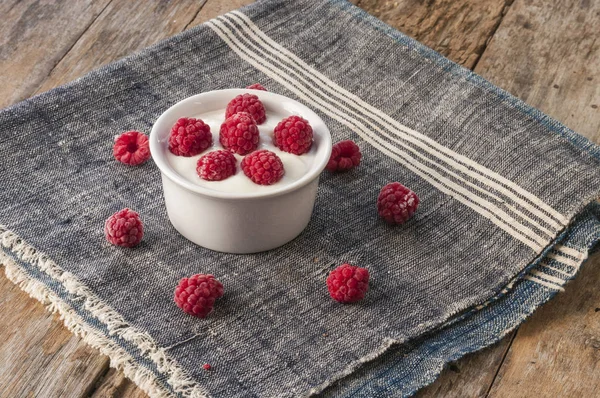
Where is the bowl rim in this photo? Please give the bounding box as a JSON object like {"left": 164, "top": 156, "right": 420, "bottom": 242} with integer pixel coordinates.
{"left": 150, "top": 89, "right": 332, "bottom": 200}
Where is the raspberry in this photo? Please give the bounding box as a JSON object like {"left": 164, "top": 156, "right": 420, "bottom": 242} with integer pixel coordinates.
{"left": 327, "top": 140, "right": 361, "bottom": 172}
{"left": 203, "top": 364, "right": 211, "bottom": 370}
{"left": 246, "top": 83, "right": 267, "bottom": 91}
{"left": 113, "top": 131, "right": 150, "bottom": 166}
{"left": 377, "top": 182, "right": 419, "bottom": 224}
{"left": 225, "top": 93, "right": 266, "bottom": 124}
{"left": 241, "top": 150, "right": 284, "bottom": 185}
{"left": 326, "top": 264, "right": 370, "bottom": 303}
{"left": 197, "top": 150, "right": 236, "bottom": 181}
{"left": 104, "top": 208, "right": 143, "bottom": 247}
{"left": 174, "top": 274, "right": 224, "bottom": 318}
{"left": 169, "top": 117, "right": 213, "bottom": 157}
{"left": 273, "top": 115, "right": 313, "bottom": 155}
{"left": 219, "top": 112, "right": 260, "bottom": 155}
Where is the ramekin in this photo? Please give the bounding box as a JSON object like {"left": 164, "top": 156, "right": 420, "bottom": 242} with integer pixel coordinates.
{"left": 150, "top": 89, "right": 332, "bottom": 254}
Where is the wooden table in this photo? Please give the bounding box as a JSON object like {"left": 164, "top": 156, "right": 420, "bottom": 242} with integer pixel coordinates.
{"left": 1, "top": 0, "right": 598, "bottom": 396}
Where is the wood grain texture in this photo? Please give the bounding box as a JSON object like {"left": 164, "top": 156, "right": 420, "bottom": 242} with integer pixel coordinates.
{"left": 474, "top": 0, "right": 600, "bottom": 139}
{"left": 35, "top": 0, "right": 207, "bottom": 95}
{"left": 189, "top": 0, "right": 255, "bottom": 26}
{"left": 90, "top": 368, "right": 149, "bottom": 398}
{"left": 357, "top": 0, "right": 512, "bottom": 68}
{"left": 0, "top": 0, "right": 111, "bottom": 108}
{"left": 0, "top": 273, "right": 109, "bottom": 398}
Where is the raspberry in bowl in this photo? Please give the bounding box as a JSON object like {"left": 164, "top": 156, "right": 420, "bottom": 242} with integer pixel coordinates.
{"left": 150, "top": 89, "right": 332, "bottom": 253}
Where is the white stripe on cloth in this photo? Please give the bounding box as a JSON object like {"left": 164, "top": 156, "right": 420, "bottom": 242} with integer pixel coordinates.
{"left": 227, "top": 10, "right": 568, "bottom": 231}
{"left": 556, "top": 245, "right": 585, "bottom": 260}
{"left": 524, "top": 275, "right": 565, "bottom": 291}
{"left": 530, "top": 270, "right": 565, "bottom": 285}
{"left": 547, "top": 252, "right": 581, "bottom": 268}
{"left": 525, "top": 245, "right": 586, "bottom": 290}
{"left": 218, "top": 15, "right": 556, "bottom": 240}
{"left": 540, "top": 261, "right": 574, "bottom": 277}
{"left": 206, "top": 18, "right": 546, "bottom": 251}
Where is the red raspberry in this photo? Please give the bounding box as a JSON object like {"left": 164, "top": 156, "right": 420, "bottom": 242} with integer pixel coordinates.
{"left": 327, "top": 140, "right": 361, "bottom": 172}
{"left": 241, "top": 150, "right": 284, "bottom": 185}
{"left": 174, "top": 274, "right": 224, "bottom": 318}
{"left": 196, "top": 150, "right": 236, "bottom": 181}
{"left": 169, "top": 117, "right": 213, "bottom": 157}
{"left": 225, "top": 93, "right": 266, "bottom": 124}
{"left": 203, "top": 364, "right": 211, "bottom": 370}
{"left": 113, "top": 131, "right": 150, "bottom": 166}
{"left": 219, "top": 112, "right": 260, "bottom": 155}
{"left": 377, "top": 182, "right": 419, "bottom": 224}
{"left": 246, "top": 83, "right": 267, "bottom": 91}
{"left": 273, "top": 115, "right": 313, "bottom": 155}
{"left": 104, "top": 208, "right": 143, "bottom": 247}
{"left": 326, "top": 264, "right": 370, "bottom": 303}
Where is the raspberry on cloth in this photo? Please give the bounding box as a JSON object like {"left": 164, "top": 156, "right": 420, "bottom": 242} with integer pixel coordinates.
{"left": 326, "top": 264, "right": 370, "bottom": 303}
{"left": 246, "top": 83, "right": 267, "bottom": 91}
{"left": 174, "top": 274, "right": 224, "bottom": 318}
{"left": 377, "top": 182, "right": 420, "bottom": 224}
{"left": 104, "top": 208, "right": 144, "bottom": 247}
{"left": 113, "top": 131, "right": 150, "bottom": 166}
{"left": 327, "top": 139, "right": 361, "bottom": 172}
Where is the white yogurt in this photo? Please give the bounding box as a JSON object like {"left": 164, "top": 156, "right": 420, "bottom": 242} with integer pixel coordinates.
{"left": 165, "top": 108, "right": 318, "bottom": 194}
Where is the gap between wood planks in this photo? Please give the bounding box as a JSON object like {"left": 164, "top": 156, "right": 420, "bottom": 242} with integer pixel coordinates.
{"left": 484, "top": 331, "right": 518, "bottom": 398}
{"left": 469, "top": 0, "right": 514, "bottom": 71}
{"left": 30, "top": 0, "right": 115, "bottom": 99}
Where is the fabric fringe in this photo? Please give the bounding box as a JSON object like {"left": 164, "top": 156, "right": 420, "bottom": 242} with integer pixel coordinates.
{"left": 0, "top": 226, "right": 209, "bottom": 398}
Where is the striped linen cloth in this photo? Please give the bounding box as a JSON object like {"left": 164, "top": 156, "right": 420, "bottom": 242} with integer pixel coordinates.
{"left": 1, "top": 1, "right": 599, "bottom": 397}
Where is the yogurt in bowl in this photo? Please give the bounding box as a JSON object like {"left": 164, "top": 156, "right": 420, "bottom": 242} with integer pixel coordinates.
{"left": 150, "top": 89, "right": 332, "bottom": 253}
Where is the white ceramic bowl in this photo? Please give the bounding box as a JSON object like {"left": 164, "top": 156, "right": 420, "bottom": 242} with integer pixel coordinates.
{"left": 150, "top": 89, "right": 332, "bottom": 254}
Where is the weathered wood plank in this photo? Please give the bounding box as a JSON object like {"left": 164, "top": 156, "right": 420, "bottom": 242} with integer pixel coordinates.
{"left": 357, "top": 0, "right": 512, "bottom": 68}
{"left": 474, "top": 0, "right": 600, "bottom": 139}
{"left": 0, "top": 0, "right": 111, "bottom": 108}
{"left": 90, "top": 368, "right": 149, "bottom": 398}
{"left": 473, "top": 0, "right": 600, "bottom": 396}
{"left": 35, "top": 0, "right": 207, "bottom": 95}
{"left": 0, "top": 272, "right": 109, "bottom": 398}
{"left": 189, "top": 0, "right": 255, "bottom": 26}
